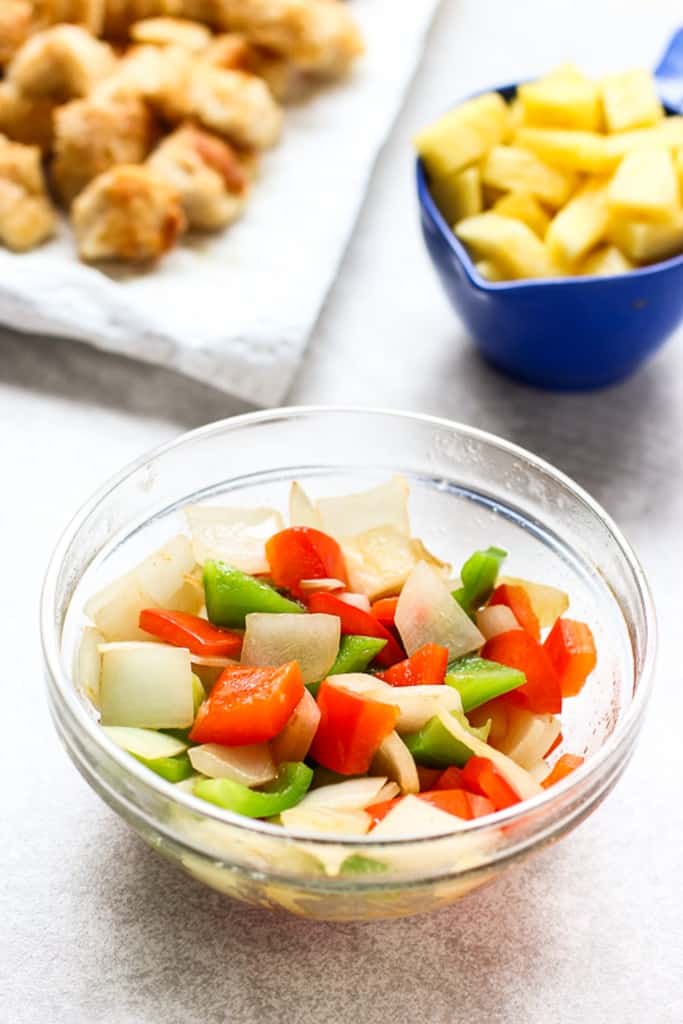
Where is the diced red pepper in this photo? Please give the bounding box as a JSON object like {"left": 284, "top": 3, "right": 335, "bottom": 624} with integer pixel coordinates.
{"left": 482, "top": 629, "right": 562, "bottom": 714}
{"left": 306, "top": 591, "right": 404, "bottom": 666}
{"left": 544, "top": 731, "right": 563, "bottom": 758}
{"left": 309, "top": 679, "right": 399, "bottom": 775}
{"left": 466, "top": 793, "right": 496, "bottom": 818}
{"left": 139, "top": 608, "right": 242, "bottom": 658}
{"left": 434, "top": 765, "right": 466, "bottom": 790}
{"left": 368, "top": 797, "right": 401, "bottom": 827}
{"left": 544, "top": 619, "right": 597, "bottom": 697}
{"left": 417, "top": 766, "right": 443, "bottom": 791}
{"left": 462, "top": 756, "right": 521, "bottom": 811}
{"left": 378, "top": 643, "right": 448, "bottom": 687}
{"left": 371, "top": 596, "right": 399, "bottom": 627}
{"left": 489, "top": 584, "right": 540, "bottom": 640}
{"left": 542, "top": 754, "right": 585, "bottom": 789}
{"left": 265, "top": 527, "right": 347, "bottom": 597}
{"left": 189, "top": 662, "right": 304, "bottom": 746}
{"left": 369, "top": 788, "right": 495, "bottom": 827}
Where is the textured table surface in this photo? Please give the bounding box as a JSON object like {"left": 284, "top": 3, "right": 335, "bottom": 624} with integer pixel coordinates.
{"left": 2, "top": 2, "right": 683, "bottom": 1021}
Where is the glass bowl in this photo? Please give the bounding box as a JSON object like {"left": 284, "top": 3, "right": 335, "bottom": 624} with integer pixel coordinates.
{"left": 41, "top": 407, "right": 656, "bottom": 921}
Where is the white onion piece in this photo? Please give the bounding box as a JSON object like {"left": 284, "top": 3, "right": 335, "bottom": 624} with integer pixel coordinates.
{"left": 188, "top": 743, "right": 276, "bottom": 786}
{"left": 468, "top": 696, "right": 509, "bottom": 745}
{"left": 370, "top": 732, "right": 420, "bottom": 794}
{"left": 367, "top": 780, "right": 401, "bottom": 804}
{"left": 337, "top": 591, "right": 372, "bottom": 612}
{"left": 298, "top": 578, "right": 345, "bottom": 593}
{"left": 435, "top": 707, "right": 542, "bottom": 800}
{"left": 298, "top": 776, "right": 390, "bottom": 810}
{"left": 371, "top": 795, "right": 465, "bottom": 839}
{"left": 476, "top": 605, "right": 520, "bottom": 640}
{"left": 241, "top": 612, "right": 340, "bottom": 684}
{"left": 103, "top": 726, "right": 187, "bottom": 760}
{"left": 500, "top": 576, "right": 569, "bottom": 628}
{"left": 99, "top": 642, "right": 194, "bottom": 728}
{"left": 316, "top": 475, "right": 410, "bottom": 539}
{"left": 496, "top": 708, "right": 561, "bottom": 770}
{"left": 270, "top": 690, "right": 321, "bottom": 763}
{"left": 190, "top": 654, "right": 235, "bottom": 689}
{"left": 528, "top": 759, "right": 552, "bottom": 784}
{"left": 342, "top": 527, "right": 451, "bottom": 600}
{"left": 387, "top": 685, "right": 463, "bottom": 733}
{"left": 395, "top": 561, "right": 484, "bottom": 658}
{"left": 280, "top": 806, "right": 371, "bottom": 836}
{"left": 289, "top": 482, "right": 322, "bottom": 528}
{"left": 185, "top": 504, "right": 283, "bottom": 575}
{"left": 77, "top": 625, "right": 104, "bottom": 705}
{"left": 325, "top": 673, "right": 383, "bottom": 696}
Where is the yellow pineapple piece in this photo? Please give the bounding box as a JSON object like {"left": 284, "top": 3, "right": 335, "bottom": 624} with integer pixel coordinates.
{"left": 607, "top": 211, "right": 683, "bottom": 262}
{"left": 475, "top": 259, "right": 507, "bottom": 282}
{"left": 430, "top": 165, "right": 482, "bottom": 225}
{"left": 546, "top": 178, "right": 610, "bottom": 266}
{"left": 455, "top": 212, "right": 553, "bottom": 279}
{"left": 601, "top": 70, "right": 663, "bottom": 133}
{"left": 518, "top": 74, "right": 602, "bottom": 132}
{"left": 608, "top": 147, "right": 679, "bottom": 222}
{"left": 414, "top": 92, "right": 509, "bottom": 178}
{"left": 516, "top": 128, "right": 616, "bottom": 173}
{"left": 492, "top": 191, "right": 550, "bottom": 238}
{"left": 579, "top": 244, "right": 634, "bottom": 276}
{"left": 481, "top": 145, "right": 575, "bottom": 207}
{"left": 506, "top": 97, "right": 524, "bottom": 139}
{"left": 604, "top": 117, "right": 683, "bottom": 162}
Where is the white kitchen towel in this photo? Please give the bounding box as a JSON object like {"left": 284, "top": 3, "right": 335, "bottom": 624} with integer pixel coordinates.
{"left": 0, "top": 1, "right": 441, "bottom": 405}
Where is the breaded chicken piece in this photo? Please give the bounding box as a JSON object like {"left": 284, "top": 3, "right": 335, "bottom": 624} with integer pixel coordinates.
{"left": 130, "top": 16, "right": 212, "bottom": 51}
{"left": 203, "top": 33, "right": 297, "bottom": 101}
{"left": 215, "top": 0, "right": 364, "bottom": 77}
{"left": 53, "top": 94, "right": 157, "bottom": 205}
{"left": 8, "top": 24, "right": 116, "bottom": 101}
{"left": 148, "top": 123, "right": 248, "bottom": 229}
{"left": 94, "top": 43, "right": 192, "bottom": 109}
{"left": 103, "top": 0, "right": 218, "bottom": 39}
{"left": 72, "top": 163, "right": 186, "bottom": 261}
{"left": 0, "top": 134, "right": 56, "bottom": 250}
{"left": 31, "top": 0, "right": 107, "bottom": 35}
{"left": 186, "top": 65, "right": 282, "bottom": 148}
{"left": 0, "top": 83, "right": 57, "bottom": 152}
{"left": 0, "top": 2, "right": 33, "bottom": 68}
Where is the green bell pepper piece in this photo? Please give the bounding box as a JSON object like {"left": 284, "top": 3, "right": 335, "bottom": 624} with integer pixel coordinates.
{"left": 446, "top": 656, "right": 525, "bottom": 711}
{"left": 193, "top": 761, "right": 313, "bottom": 818}
{"left": 203, "top": 560, "right": 303, "bottom": 628}
{"left": 453, "top": 546, "right": 507, "bottom": 616}
{"left": 404, "top": 713, "right": 491, "bottom": 768}
{"left": 306, "top": 635, "right": 388, "bottom": 697}
{"left": 134, "top": 752, "right": 194, "bottom": 783}
{"left": 341, "top": 854, "right": 388, "bottom": 875}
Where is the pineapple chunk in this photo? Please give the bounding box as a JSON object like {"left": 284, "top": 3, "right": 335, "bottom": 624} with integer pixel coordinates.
{"left": 516, "top": 128, "right": 616, "bottom": 173}
{"left": 518, "top": 74, "right": 602, "bottom": 132}
{"left": 607, "top": 212, "right": 683, "bottom": 263}
{"left": 604, "top": 117, "right": 683, "bottom": 162}
{"left": 579, "top": 244, "right": 634, "bottom": 276}
{"left": 455, "top": 212, "right": 553, "bottom": 279}
{"left": 607, "top": 147, "right": 679, "bottom": 222}
{"left": 601, "top": 69, "right": 663, "bottom": 133}
{"left": 430, "top": 165, "right": 482, "bottom": 225}
{"left": 475, "top": 258, "right": 507, "bottom": 282}
{"left": 506, "top": 97, "right": 524, "bottom": 139}
{"left": 546, "top": 178, "right": 610, "bottom": 266}
{"left": 481, "top": 145, "right": 575, "bottom": 208}
{"left": 493, "top": 191, "right": 551, "bottom": 238}
{"left": 414, "top": 92, "right": 509, "bottom": 178}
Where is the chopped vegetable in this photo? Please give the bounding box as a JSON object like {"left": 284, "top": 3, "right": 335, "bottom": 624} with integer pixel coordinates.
{"left": 328, "top": 634, "right": 387, "bottom": 676}
{"left": 103, "top": 726, "right": 188, "bottom": 760}
{"left": 341, "top": 526, "right": 449, "bottom": 600}
{"left": 461, "top": 756, "right": 521, "bottom": 811}
{"left": 77, "top": 625, "right": 103, "bottom": 705}
{"left": 499, "top": 576, "right": 569, "bottom": 629}
{"left": 326, "top": 674, "right": 462, "bottom": 733}
{"left": 370, "top": 732, "right": 420, "bottom": 794}
{"left": 189, "top": 661, "right": 304, "bottom": 746}
{"left": 309, "top": 678, "right": 399, "bottom": 775}
{"left": 379, "top": 643, "right": 449, "bottom": 688}
{"left": 495, "top": 706, "right": 561, "bottom": 770}
{"left": 306, "top": 591, "right": 404, "bottom": 666}
{"left": 139, "top": 608, "right": 242, "bottom": 658}
{"left": 445, "top": 655, "right": 525, "bottom": 711}
{"left": 489, "top": 584, "right": 541, "bottom": 640}
{"left": 270, "top": 689, "right": 321, "bottom": 763}
{"left": 241, "top": 611, "right": 340, "bottom": 684}
{"left": 475, "top": 604, "right": 520, "bottom": 640}
{"left": 370, "top": 794, "right": 466, "bottom": 838}
{"left": 296, "top": 775, "right": 391, "bottom": 811}
{"left": 371, "top": 596, "right": 398, "bottom": 626}
{"left": 265, "top": 527, "right": 347, "bottom": 597}
{"left": 203, "top": 560, "right": 302, "bottom": 628}
{"left": 395, "top": 561, "right": 484, "bottom": 659}
{"left": 482, "top": 630, "right": 562, "bottom": 714}
{"left": 403, "top": 712, "right": 490, "bottom": 769}
{"left": 99, "top": 642, "right": 195, "bottom": 729}
{"left": 185, "top": 504, "right": 283, "bottom": 576}
{"left": 289, "top": 482, "right": 322, "bottom": 529}
{"left": 279, "top": 806, "right": 372, "bottom": 835}
{"left": 193, "top": 761, "right": 313, "bottom": 818}
{"left": 187, "top": 742, "right": 276, "bottom": 786}
{"left": 453, "top": 546, "right": 507, "bottom": 616}
{"left": 542, "top": 753, "right": 585, "bottom": 788}
{"left": 544, "top": 618, "right": 597, "bottom": 697}
{"left": 316, "top": 475, "right": 410, "bottom": 539}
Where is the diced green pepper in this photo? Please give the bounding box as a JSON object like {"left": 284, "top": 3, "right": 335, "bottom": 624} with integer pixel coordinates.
{"left": 453, "top": 546, "right": 507, "bottom": 616}
{"left": 193, "top": 761, "right": 313, "bottom": 818}
{"left": 203, "top": 560, "right": 303, "bottom": 628}
{"left": 306, "top": 635, "right": 387, "bottom": 697}
{"left": 403, "top": 713, "right": 491, "bottom": 768}
{"left": 134, "top": 751, "right": 194, "bottom": 783}
{"left": 446, "top": 656, "right": 525, "bottom": 711}
{"left": 341, "top": 854, "right": 388, "bottom": 875}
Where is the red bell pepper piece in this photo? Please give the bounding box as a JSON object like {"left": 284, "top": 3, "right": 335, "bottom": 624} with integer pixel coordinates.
{"left": 369, "top": 788, "right": 495, "bottom": 827}
{"left": 544, "top": 618, "right": 597, "bottom": 697}
{"left": 482, "top": 629, "right": 562, "bottom": 714}
{"left": 416, "top": 766, "right": 443, "bottom": 791}
{"left": 139, "top": 608, "right": 242, "bottom": 658}
{"left": 434, "top": 765, "right": 466, "bottom": 790}
{"left": 489, "top": 584, "right": 540, "bottom": 640}
{"left": 309, "top": 679, "right": 399, "bottom": 775}
{"left": 542, "top": 753, "right": 584, "bottom": 789}
{"left": 462, "top": 756, "right": 521, "bottom": 811}
{"left": 265, "top": 527, "right": 347, "bottom": 597}
{"left": 371, "top": 596, "right": 399, "bottom": 627}
{"left": 465, "top": 793, "right": 497, "bottom": 818}
{"left": 189, "top": 662, "right": 304, "bottom": 746}
{"left": 306, "top": 591, "right": 404, "bottom": 666}
{"left": 378, "top": 643, "right": 448, "bottom": 687}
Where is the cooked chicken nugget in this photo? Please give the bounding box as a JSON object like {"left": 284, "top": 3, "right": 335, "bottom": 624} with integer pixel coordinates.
{"left": 187, "top": 65, "right": 282, "bottom": 148}
{"left": 148, "top": 123, "right": 248, "bottom": 229}
{"left": 94, "top": 43, "right": 192, "bottom": 115}
{"left": 0, "top": 82, "right": 57, "bottom": 152}
{"left": 8, "top": 24, "right": 117, "bottom": 101}
{"left": 130, "top": 16, "right": 212, "bottom": 51}
{"left": 203, "top": 33, "right": 297, "bottom": 101}
{"left": 215, "top": 0, "right": 364, "bottom": 77}
{"left": 53, "top": 94, "right": 157, "bottom": 205}
{"left": 72, "top": 163, "right": 186, "bottom": 262}
{"left": 0, "top": 133, "right": 56, "bottom": 250}
{"left": 0, "top": 2, "right": 33, "bottom": 68}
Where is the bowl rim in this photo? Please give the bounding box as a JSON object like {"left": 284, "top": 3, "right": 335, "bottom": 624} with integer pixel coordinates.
{"left": 41, "top": 405, "right": 658, "bottom": 848}
{"left": 415, "top": 81, "right": 683, "bottom": 293}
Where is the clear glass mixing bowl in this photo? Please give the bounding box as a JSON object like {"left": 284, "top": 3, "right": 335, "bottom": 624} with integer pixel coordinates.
{"left": 41, "top": 408, "right": 656, "bottom": 921}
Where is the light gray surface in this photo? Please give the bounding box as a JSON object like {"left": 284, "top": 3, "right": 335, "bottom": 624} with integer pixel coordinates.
{"left": 2, "top": 2, "right": 683, "bottom": 1021}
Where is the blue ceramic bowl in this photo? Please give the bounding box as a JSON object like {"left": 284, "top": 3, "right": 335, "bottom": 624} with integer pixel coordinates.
{"left": 417, "top": 29, "right": 683, "bottom": 390}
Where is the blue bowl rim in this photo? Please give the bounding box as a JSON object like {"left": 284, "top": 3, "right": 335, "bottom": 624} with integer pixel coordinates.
{"left": 416, "top": 80, "right": 683, "bottom": 294}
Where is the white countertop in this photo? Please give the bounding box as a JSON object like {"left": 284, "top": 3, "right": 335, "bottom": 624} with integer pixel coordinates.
{"left": 3, "top": 2, "right": 683, "bottom": 1021}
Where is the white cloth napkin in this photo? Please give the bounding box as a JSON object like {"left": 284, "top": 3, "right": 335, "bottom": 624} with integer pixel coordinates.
{"left": 0, "top": 0, "right": 441, "bottom": 405}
